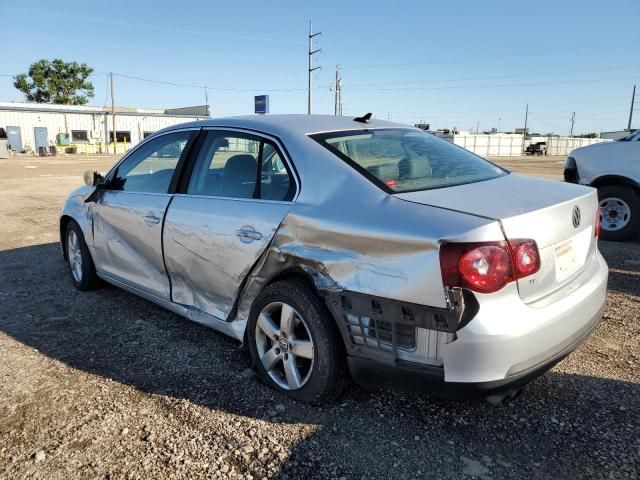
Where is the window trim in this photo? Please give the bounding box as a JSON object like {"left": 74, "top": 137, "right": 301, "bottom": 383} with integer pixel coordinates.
{"left": 177, "top": 127, "right": 299, "bottom": 203}
{"left": 309, "top": 128, "right": 509, "bottom": 194}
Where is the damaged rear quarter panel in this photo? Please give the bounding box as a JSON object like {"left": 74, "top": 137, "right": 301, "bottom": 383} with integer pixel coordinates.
{"left": 234, "top": 135, "right": 503, "bottom": 325}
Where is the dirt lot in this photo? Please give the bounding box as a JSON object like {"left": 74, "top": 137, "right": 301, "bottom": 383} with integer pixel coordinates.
{"left": 0, "top": 154, "right": 638, "bottom": 479}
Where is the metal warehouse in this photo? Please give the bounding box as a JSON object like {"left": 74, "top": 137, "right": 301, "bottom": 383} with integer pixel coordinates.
{"left": 0, "top": 101, "right": 209, "bottom": 155}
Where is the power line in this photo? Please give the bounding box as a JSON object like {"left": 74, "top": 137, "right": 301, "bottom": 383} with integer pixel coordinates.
{"left": 341, "top": 41, "right": 628, "bottom": 70}
{"left": 340, "top": 65, "right": 640, "bottom": 88}
{"left": 113, "top": 72, "right": 330, "bottom": 92}
{"left": 2, "top": 69, "right": 331, "bottom": 93}
{"left": 341, "top": 76, "right": 638, "bottom": 92}
{"left": 3, "top": 7, "right": 303, "bottom": 45}
{"left": 2, "top": 36, "right": 300, "bottom": 62}
{"left": 359, "top": 98, "right": 632, "bottom": 117}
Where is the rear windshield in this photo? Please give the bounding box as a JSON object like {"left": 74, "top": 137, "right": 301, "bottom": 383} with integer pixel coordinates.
{"left": 311, "top": 128, "right": 507, "bottom": 193}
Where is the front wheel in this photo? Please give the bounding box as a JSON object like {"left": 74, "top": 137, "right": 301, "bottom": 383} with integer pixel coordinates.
{"left": 597, "top": 185, "right": 640, "bottom": 241}
{"left": 247, "top": 280, "right": 347, "bottom": 404}
{"left": 65, "top": 221, "right": 99, "bottom": 290}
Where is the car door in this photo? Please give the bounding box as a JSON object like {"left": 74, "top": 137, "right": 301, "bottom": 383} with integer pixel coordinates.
{"left": 163, "top": 129, "right": 297, "bottom": 320}
{"left": 92, "top": 129, "right": 196, "bottom": 300}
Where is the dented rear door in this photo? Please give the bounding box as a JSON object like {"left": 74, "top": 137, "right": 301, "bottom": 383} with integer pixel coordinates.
{"left": 163, "top": 196, "right": 291, "bottom": 320}
{"left": 162, "top": 129, "right": 295, "bottom": 321}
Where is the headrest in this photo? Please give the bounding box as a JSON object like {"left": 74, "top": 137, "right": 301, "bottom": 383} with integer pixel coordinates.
{"left": 224, "top": 154, "right": 256, "bottom": 183}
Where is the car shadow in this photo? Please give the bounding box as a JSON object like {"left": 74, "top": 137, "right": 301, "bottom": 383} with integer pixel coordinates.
{"left": 598, "top": 239, "right": 640, "bottom": 296}
{"left": 0, "top": 242, "right": 638, "bottom": 479}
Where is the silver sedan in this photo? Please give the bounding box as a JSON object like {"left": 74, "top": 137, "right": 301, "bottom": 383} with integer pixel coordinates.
{"left": 60, "top": 114, "right": 608, "bottom": 404}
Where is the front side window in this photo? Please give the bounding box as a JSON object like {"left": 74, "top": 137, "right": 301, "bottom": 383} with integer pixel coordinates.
{"left": 311, "top": 128, "right": 506, "bottom": 193}
{"left": 111, "top": 131, "right": 192, "bottom": 193}
{"left": 187, "top": 131, "right": 294, "bottom": 201}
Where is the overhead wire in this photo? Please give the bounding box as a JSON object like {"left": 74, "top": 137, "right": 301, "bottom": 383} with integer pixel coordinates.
{"left": 340, "top": 41, "right": 629, "bottom": 70}
{"left": 3, "top": 7, "right": 303, "bottom": 45}
{"left": 340, "top": 65, "right": 640, "bottom": 88}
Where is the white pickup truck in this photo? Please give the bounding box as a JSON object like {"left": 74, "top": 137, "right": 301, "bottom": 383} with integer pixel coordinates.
{"left": 564, "top": 129, "right": 640, "bottom": 241}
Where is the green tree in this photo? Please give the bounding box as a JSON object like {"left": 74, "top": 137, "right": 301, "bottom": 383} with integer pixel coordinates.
{"left": 14, "top": 59, "right": 94, "bottom": 105}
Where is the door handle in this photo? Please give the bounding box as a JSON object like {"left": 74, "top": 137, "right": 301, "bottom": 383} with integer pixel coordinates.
{"left": 144, "top": 214, "right": 161, "bottom": 225}
{"left": 236, "top": 228, "right": 263, "bottom": 243}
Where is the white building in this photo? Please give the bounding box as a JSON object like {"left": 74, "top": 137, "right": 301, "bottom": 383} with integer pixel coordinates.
{"left": 0, "top": 101, "right": 209, "bottom": 154}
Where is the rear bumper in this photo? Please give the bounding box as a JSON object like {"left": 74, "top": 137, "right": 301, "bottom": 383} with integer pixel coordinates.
{"left": 348, "top": 296, "right": 603, "bottom": 399}
{"left": 348, "top": 249, "right": 608, "bottom": 398}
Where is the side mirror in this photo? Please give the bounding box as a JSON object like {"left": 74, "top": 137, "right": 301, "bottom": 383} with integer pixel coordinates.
{"left": 83, "top": 170, "right": 105, "bottom": 187}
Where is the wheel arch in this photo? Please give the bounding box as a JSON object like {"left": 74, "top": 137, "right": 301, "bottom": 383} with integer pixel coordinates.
{"left": 591, "top": 175, "right": 640, "bottom": 192}
{"left": 265, "top": 267, "right": 321, "bottom": 295}
{"left": 240, "top": 265, "right": 335, "bottom": 344}
{"left": 60, "top": 214, "right": 74, "bottom": 260}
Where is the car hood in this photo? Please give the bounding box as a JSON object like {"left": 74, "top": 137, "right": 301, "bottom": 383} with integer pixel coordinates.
{"left": 569, "top": 141, "right": 614, "bottom": 157}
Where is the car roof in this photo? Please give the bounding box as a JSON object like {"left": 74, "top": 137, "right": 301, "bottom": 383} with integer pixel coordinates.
{"left": 161, "top": 114, "right": 414, "bottom": 139}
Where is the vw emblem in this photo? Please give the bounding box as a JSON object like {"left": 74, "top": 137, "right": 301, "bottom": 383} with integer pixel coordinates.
{"left": 278, "top": 337, "right": 289, "bottom": 352}
{"left": 572, "top": 206, "right": 581, "bottom": 228}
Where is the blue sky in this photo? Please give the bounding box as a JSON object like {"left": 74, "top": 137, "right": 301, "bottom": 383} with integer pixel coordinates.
{"left": 0, "top": 0, "right": 638, "bottom": 135}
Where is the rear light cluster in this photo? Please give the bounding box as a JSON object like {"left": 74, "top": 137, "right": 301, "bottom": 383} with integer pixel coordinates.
{"left": 595, "top": 208, "right": 601, "bottom": 237}
{"left": 440, "top": 239, "right": 540, "bottom": 294}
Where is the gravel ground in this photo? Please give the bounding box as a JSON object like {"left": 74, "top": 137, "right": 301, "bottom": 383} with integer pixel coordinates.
{"left": 0, "top": 154, "right": 638, "bottom": 479}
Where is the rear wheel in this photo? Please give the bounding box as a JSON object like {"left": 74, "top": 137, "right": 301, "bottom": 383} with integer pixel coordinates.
{"left": 597, "top": 185, "right": 640, "bottom": 241}
{"left": 248, "top": 280, "right": 347, "bottom": 404}
{"left": 65, "top": 221, "right": 99, "bottom": 290}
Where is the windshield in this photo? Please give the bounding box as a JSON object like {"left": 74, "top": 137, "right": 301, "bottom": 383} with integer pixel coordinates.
{"left": 311, "top": 128, "right": 507, "bottom": 193}
{"left": 619, "top": 129, "right": 640, "bottom": 142}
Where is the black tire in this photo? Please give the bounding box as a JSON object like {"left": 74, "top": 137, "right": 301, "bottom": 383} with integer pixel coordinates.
{"left": 64, "top": 220, "right": 99, "bottom": 290}
{"left": 597, "top": 184, "right": 640, "bottom": 242}
{"left": 247, "top": 280, "right": 347, "bottom": 404}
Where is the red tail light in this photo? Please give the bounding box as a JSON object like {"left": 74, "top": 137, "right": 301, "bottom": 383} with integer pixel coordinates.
{"left": 440, "top": 239, "right": 540, "bottom": 294}
{"left": 595, "top": 208, "right": 601, "bottom": 237}
{"left": 510, "top": 239, "right": 540, "bottom": 277}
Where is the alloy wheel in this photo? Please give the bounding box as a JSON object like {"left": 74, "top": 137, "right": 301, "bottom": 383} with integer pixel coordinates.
{"left": 255, "top": 301, "right": 314, "bottom": 390}
{"left": 67, "top": 230, "right": 83, "bottom": 282}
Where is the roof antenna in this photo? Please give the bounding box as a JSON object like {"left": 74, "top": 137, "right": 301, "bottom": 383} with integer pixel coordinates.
{"left": 354, "top": 112, "right": 373, "bottom": 124}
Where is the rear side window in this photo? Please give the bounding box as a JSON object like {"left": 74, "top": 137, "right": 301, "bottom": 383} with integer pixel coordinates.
{"left": 187, "top": 131, "right": 295, "bottom": 201}
{"left": 311, "top": 128, "right": 506, "bottom": 193}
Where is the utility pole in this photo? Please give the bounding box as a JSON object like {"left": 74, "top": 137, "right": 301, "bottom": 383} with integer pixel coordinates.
{"left": 628, "top": 85, "right": 636, "bottom": 131}
{"left": 204, "top": 84, "right": 209, "bottom": 116}
{"left": 498, "top": 117, "right": 501, "bottom": 132}
{"left": 307, "top": 21, "right": 322, "bottom": 114}
{"left": 334, "top": 65, "right": 343, "bottom": 116}
{"left": 476, "top": 121, "right": 480, "bottom": 134}
{"left": 338, "top": 72, "right": 342, "bottom": 116}
{"left": 570, "top": 112, "right": 575, "bottom": 137}
{"left": 110, "top": 72, "right": 116, "bottom": 154}
{"left": 522, "top": 104, "right": 528, "bottom": 154}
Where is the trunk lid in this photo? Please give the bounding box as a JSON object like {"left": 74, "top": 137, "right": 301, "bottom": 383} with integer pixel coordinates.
{"left": 396, "top": 174, "right": 599, "bottom": 303}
